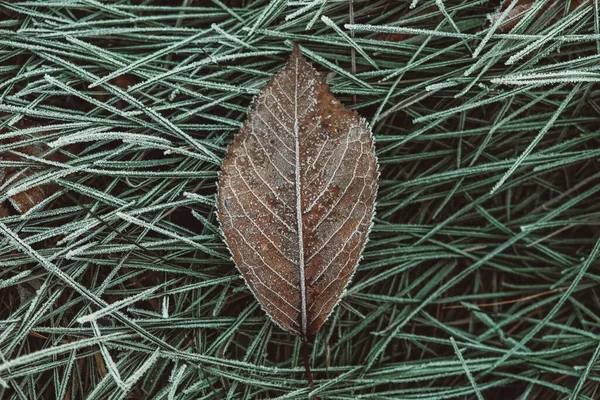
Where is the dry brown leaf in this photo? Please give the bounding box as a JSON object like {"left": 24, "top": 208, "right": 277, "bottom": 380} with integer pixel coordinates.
{"left": 1, "top": 127, "right": 49, "bottom": 214}
{"left": 217, "top": 46, "right": 379, "bottom": 339}
{"left": 1, "top": 122, "right": 75, "bottom": 214}
{"left": 6, "top": 169, "right": 47, "bottom": 214}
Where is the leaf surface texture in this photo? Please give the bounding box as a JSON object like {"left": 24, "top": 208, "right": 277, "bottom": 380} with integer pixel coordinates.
{"left": 217, "top": 47, "right": 378, "bottom": 336}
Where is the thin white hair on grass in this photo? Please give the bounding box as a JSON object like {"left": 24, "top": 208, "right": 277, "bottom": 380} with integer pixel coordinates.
{"left": 0, "top": 103, "right": 110, "bottom": 125}
{"left": 492, "top": 71, "right": 600, "bottom": 85}
{"left": 533, "top": 148, "right": 600, "bottom": 172}
{"left": 56, "top": 350, "right": 76, "bottom": 400}
{"left": 91, "top": 321, "right": 127, "bottom": 391}
{"left": 320, "top": 16, "right": 379, "bottom": 70}
{"left": 48, "top": 131, "right": 171, "bottom": 148}
{"left": 0, "top": 323, "right": 18, "bottom": 350}
{"left": 494, "top": 77, "right": 600, "bottom": 85}
{"left": 345, "top": 23, "right": 475, "bottom": 39}
{"left": 96, "top": 257, "right": 128, "bottom": 298}
{"left": 65, "top": 241, "right": 99, "bottom": 260}
{"left": 490, "top": 83, "right": 580, "bottom": 195}
{"left": 116, "top": 211, "right": 223, "bottom": 258}
{"left": 436, "top": 0, "right": 468, "bottom": 53}
{"left": 57, "top": 201, "right": 133, "bottom": 246}
{"left": 426, "top": 81, "right": 461, "bottom": 91}
{"left": 3, "top": 280, "right": 49, "bottom": 349}
{"left": 77, "top": 285, "right": 161, "bottom": 324}
{"left": 473, "top": 0, "right": 518, "bottom": 58}
{"left": 89, "top": 30, "right": 207, "bottom": 88}
{"left": 5, "top": 167, "right": 83, "bottom": 198}
{"left": 0, "top": 332, "right": 132, "bottom": 372}
{"left": 168, "top": 364, "right": 188, "bottom": 400}
{"left": 211, "top": 23, "right": 256, "bottom": 51}
{"left": 123, "top": 348, "right": 161, "bottom": 391}
{"left": 298, "top": 44, "right": 370, "bottom": 88}
{"left": 506, "top": 5, "right": 592, "bottom": 65}
{"left": 450, "top": 337, "right": 485, "bottom": 400}
{"left": 20, "top": 189, "right": 66, "bottom": 219}
{"left": 285, "top": 0, "right": 325, "bottom": 22}
{"left": 128, "top": 50, "right": 280, "bottom": 92}
{"left": 162, "top": 296, "right": 169, "bottom": 318}
{"left": 183, "top": 191, "right": 216, "bottom": 206}
{"left": 43, "top": 75, "right": 143, "bottom": 118}
{"left": 127, "top": 307, "right": 164, "bottom": 319}
{"left": 305, "top": 0, "right": 327, "bottom": 29}
{"left": 0, "top": 270, "right": 32, "bottom": 290}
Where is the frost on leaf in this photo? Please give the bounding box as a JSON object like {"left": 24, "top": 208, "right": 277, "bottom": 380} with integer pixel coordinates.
{"left": 217, "top": 46, "right": 378, "bottom": 337}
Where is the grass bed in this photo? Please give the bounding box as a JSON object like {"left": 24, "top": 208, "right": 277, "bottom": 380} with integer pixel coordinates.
{"left": 1, "top": 0, "right": 600, "bottom": 399}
